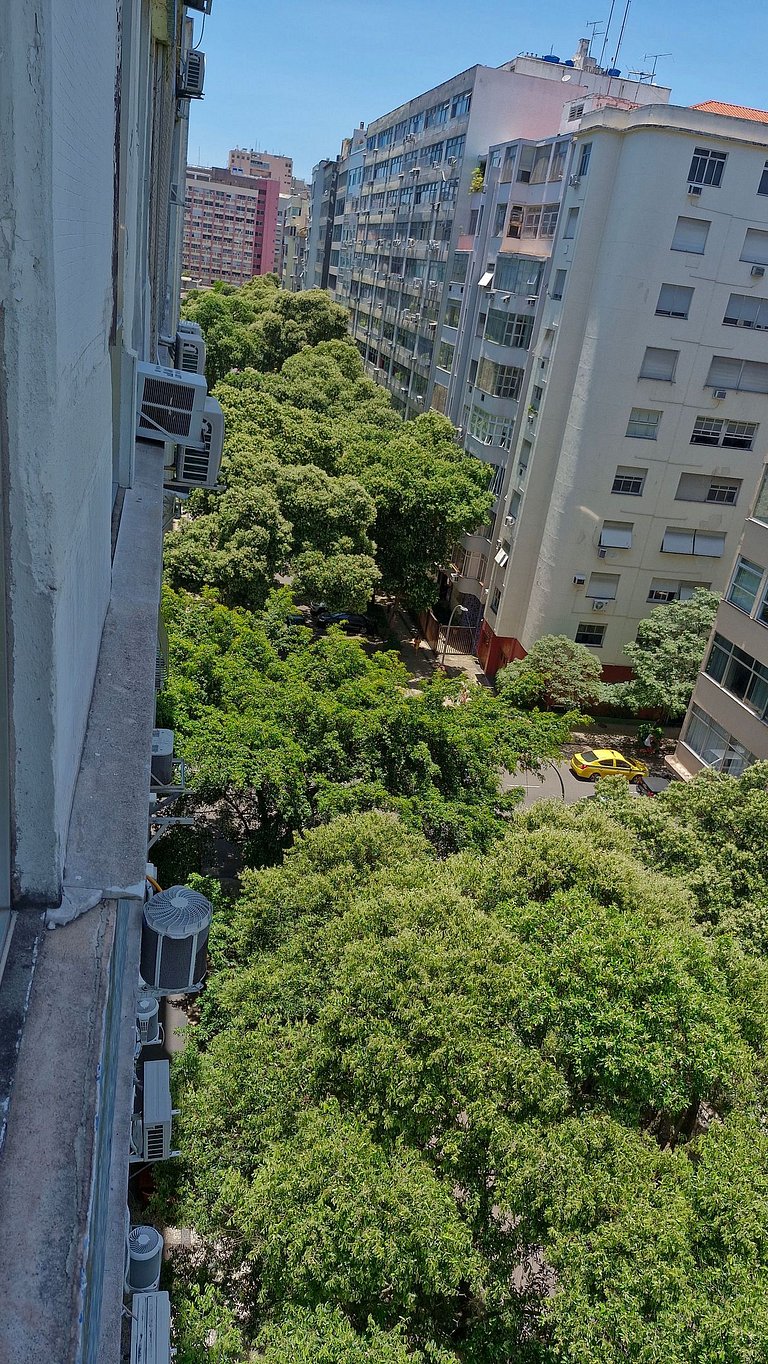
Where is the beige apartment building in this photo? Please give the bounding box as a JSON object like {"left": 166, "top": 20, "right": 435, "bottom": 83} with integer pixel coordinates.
{"left": 228, "top": 145, "right": 293, "bottom": 193}
{"left": 673, "top": 463, "right": 768, "bottom": 776}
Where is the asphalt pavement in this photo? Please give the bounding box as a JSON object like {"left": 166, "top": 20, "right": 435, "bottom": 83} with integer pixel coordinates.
{"left": 502, "top": 760, "right": 596, "bottom": 807}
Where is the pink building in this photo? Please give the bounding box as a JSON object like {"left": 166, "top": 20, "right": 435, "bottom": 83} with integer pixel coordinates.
{"left": 228, "top": 147, "right": 293, "bottom": 194}
{"left": 182, "top": 166, "right": 280, "bottom": 287}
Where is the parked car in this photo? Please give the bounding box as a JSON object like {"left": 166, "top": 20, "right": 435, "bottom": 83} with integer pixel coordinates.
{"left": 314, "top": 611, "right": 374, "bottom": 636}
{"left": 308, "top": 602, "right": 329, "bottom": 621}
{"left": 570, "top": 748, "right": 649, "bottom": 782}
{"left": 635, "top": 774, "right": 671, "bottom": 797}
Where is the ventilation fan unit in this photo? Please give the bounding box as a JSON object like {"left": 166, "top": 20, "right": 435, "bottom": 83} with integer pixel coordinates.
{"left": 136, "top": 363, "right": 207, "bottom": 443}
{"left": 165, "top": 396, "right": 224, "bottom": 492}
{"left": 127, "top": 1226, "right": 164, "bottom": 1294}
{"left": 131, "top": 1060, "right": 176, "bottom": 1163}
{"left": 130, "top": 1290, "right": 171, "bottom": 1364}
{"left": 687, "top": 183, "right": 703, "bottom": 197}
{"left": 140, "top": 886, "right": 213, "bottom": 995}
{"left": 592, "top": 598, "right": 608, "bottom": 611}
{"left": 151, "top": 729, "right": 174, "bottom": 788}
{"left": 175, "top": 331, "right": 206, "bottom": 375}
{"left": 176, "top": 320, "right": 204, "bottom": 338}
{"left": 136, "top": 996, "right": 160, "bottom": 1049}
{"left": 751, "top": 265, "right": 765, "bottom": 278}
{"left": 573, "top": 574, "right": 586, "bottom": 586}
{"left": 178, "top": 49, "right": 205, "bottom": 99}
{"left": 712, "top": 389, "right": 728, "bottom": 400}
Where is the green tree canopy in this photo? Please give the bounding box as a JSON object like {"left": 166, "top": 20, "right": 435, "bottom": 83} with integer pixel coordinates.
{"left": 496, "top": 634, "right": 605, "bottom": 710}
{"left": 617, "top": 589, "right": 720, "bottom": 719}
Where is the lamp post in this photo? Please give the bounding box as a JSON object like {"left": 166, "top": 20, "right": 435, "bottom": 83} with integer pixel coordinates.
{"left": 440, "top": 602, "right": 469, "bottom": 665}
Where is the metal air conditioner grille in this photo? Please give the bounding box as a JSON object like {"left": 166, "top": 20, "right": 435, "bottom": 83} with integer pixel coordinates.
{"left": 178, "top": 445, "right": 210, "bottom": 484}
{"left": 139, "top": 378, "right": 197, "bottom": 438}
{"left": 145, "top": 1123, "right": 166, "bottom": 1161}
{"left": 178, "top": 341, "right": 200, "bottom": 373}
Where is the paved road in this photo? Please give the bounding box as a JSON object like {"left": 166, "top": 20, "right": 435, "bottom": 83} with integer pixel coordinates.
{"left": 502, "top": 760, "right": 596, "bottom": 807}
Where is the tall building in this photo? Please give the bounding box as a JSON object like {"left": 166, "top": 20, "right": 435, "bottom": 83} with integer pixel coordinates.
{"left": 279, "top": 189, "right": 310, "bottom": 291}
{"left": 322, "top": 47, "right": 670, "bottom": 417}
{"left": 478, "top": 102, "right": 768, "bottom": 675}
{"left": 183, "top": 164, "right": 280, "bottom": 286}
{"left": 306, "top": 155, "right": 342, "bottom": 290}
{"left": 228, "top": 146, "right": 293, "bottom": 193}
{"left": 0, "top": 1, "right": 213, "bottom": 1359}
{"left": 673, "top": 462, "right": 768, "bottom": 777}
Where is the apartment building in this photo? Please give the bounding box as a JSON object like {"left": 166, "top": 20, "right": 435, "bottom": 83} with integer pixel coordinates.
{"left": 279, "top": 189, "right": 310, "bottom": 290}
{"left": 183, "top": 164, "right": 280, "bottom": 286}
{"left": 0, "top": 1, "right": 207, "bottom": 1358}
{"left": 321, "top": 46, "right": 670, "bottom": 417}
{"left": 477, "top": 102, "right": 768, "bottom": 676}
{"left": 306, "top": 156, "right": 342, "bottom": 289}
{"left": 673, "top": 462, "right": 768, "bottom": 777}
{"left": 228, "top": 145, "right": 294, "bottom": 193}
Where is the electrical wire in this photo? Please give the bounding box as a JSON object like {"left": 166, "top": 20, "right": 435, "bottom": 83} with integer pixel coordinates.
{"left": 192, "top": 12, "right": 206, "bottom": 49}
{"left": 146, "top": 874, "right": 163, "bottom": 895}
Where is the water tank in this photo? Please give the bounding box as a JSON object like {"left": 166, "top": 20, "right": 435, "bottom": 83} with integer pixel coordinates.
{"left": 542, "top": 54, "right": 561, "bottom": 63}
{"left": 140, "top": 886, "right": 212, "bottom": 994}
{"left": 127, "top": 1225, "right": 164, "bottom": 1293}
{"left": 606, "top": 68, "right": 621, "bottom": 77}
{"left": 564, "top": 59, "right": 575, "bottom": 67}
{"left": 136, "top": 995, "right": 160, "bottom": 1047}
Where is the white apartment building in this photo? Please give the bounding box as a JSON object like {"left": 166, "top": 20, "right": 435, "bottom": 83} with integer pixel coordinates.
{"left": 673, "top": 462, "right": 768, "bottom": 776}
{"left": 329, "top": 44, "right": 670, "bottom": 417}
{"left": 478, "top": 102, "right": 768, "bottom": 676}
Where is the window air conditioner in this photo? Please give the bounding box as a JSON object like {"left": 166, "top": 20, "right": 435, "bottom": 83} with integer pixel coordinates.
{"left": 597, "top": 546, "right": 607, "bottom": 559}
{"left": 573, "top": 574, "right": 586, "bottom": 585}
{"left": 687, "top": 183, "right": 703, "bottom": 196}
{"left": 140, "top": 885, "right": 213, "bottom": 995}
{"left": 175, "top": 332, "right": 206, "bottom": 375}
{"left": 526, "top": 295, "right": 538, "bottom": 305}
{"left": 129, "top": 1290, "right": 171, "bottom": 1364}
{"left": 752, "top": 265, "right": 766, "bottom": 277}
{"left": 592, "top": 598, "right": 609, "bottom": 611}
{"left": 712, "top": 389, "right": 728, "bottom": 400}
{"left": 130, "top": 1061, "right": 177, "bottom": 1163}
{"left": 178, "top": 49, "right": 205, "bottom": 99}
{"left": 136, "top": 363, "right": 207, "bottom": 443}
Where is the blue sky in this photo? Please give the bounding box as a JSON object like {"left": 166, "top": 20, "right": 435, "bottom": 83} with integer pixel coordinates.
{"left": 188, "top": 0, "right": 768, "bottom": 181}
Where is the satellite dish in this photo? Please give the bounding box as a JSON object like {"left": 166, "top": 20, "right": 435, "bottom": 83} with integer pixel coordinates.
{"left": 562, "top": 73, "right": 572, "bottom": 81}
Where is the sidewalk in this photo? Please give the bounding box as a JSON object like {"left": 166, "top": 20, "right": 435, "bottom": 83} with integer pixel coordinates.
{"left": 385, "top": 607, "right": 490, "bottom": 687}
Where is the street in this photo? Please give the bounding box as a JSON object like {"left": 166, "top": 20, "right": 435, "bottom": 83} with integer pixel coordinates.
{"left": 502, "top": 760, "right": 595, "bottom": 807}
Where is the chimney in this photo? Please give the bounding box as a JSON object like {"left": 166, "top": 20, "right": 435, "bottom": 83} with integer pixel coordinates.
{"left": 573, "top": 37, "right": 590, "bottom": 69}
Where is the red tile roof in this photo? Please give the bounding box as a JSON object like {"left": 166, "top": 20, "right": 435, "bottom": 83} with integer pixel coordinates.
{"left": 691, "top": 100, "right": 768, "bottom": 124}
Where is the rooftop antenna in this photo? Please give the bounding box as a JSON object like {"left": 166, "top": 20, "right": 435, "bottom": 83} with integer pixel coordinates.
{"left": 598, "top": 0, "right": 618, "bottom": 68}
{"left": 611, "top": 0, "right": 632, "bottom": 70}
{"left": 643, "top": 51, "right": 671, "bottom": 81}
{"left": 585, "top": 19, "right": 605, "bottom": 55}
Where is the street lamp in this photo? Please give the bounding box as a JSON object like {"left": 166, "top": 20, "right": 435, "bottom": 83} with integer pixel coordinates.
{"left": 440, "top": 603, "right": 469, "bottom": 665}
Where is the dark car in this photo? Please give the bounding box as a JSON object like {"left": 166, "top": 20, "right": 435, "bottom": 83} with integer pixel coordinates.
{"left": 314, "top": 611, "right": 374, "bottom": 635}
{"left": 635, "top": 774, "right": 671, "bottom": 797}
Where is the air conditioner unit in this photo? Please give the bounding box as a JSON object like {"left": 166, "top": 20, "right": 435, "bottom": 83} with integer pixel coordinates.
{"left": 687, "top": 183, "right": 703, "bottom": 196}
{"left": 130, "top": 1290, "right": 171, "bottom": 1364}
{"left": 126, "top": 1226, "right": 164, "bottom": 1294}
{"left": 597, "top": 546, "right": 607, "bottom": 559}
{"left": 131, "top": 1061, "right": 176, "bottom": 1163}
{"left": 592, "top": 598, "right": 608, "bottom": 611}
{"left": 136, "top": 996, "right": 161, "bottom": 1049}
{"left": 178, "top": 49, "right": 205, "bottom": 98}
{"left": 151, "top": 729, "right": 174, "bottom": 788}
{"left": 176, "top": 320, "right": 203, "bottom": 338}
{"left": 140, "top": 886, "right": 213, "bottom": 995}
{"left": 712, "top": 389, "right": 728, "bottom": 400}
{"left": 526, "top": 296, "right": 538, "bottom": 305}
{"left": 751, "top": 265, "right": 766, "bottom": 277}
{"left": 166, "top": 396, "right": 224, "bottom": 491}
{"left": 573, "top": 574, "right": 586, "bottom": 585}
{"left": 136, "top": 363, "right": 207, "bottom": 443}
{"left": 176, "top": 332, "right": 206, "bottom": 374}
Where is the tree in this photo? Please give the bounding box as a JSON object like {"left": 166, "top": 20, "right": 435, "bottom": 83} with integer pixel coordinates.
{"left": 496, "top": 634, "right": 605, "bottom": 710}
{"left": 618, "top": 589, "right": 720, "bottom": 719}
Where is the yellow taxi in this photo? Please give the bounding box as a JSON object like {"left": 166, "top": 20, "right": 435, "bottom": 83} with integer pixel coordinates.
{"left": 569, "top": 748, "right": 649, "bottom": 782}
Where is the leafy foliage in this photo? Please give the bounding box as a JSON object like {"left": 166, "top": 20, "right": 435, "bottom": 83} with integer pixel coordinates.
{"left": 617, "top": 589, "right": 720, "bottom": 719}
{"left": 496, "top": 634, "right": 605, "bottom": 710}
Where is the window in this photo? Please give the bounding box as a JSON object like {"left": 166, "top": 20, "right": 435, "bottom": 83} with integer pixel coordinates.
{"left": 706, "top": 356, "right": 768, "bottom": 393}
{"left": 723, "top": 293, "right": 768, "bottom": 330}
{"left": 551, "top": 268, "right": 567, "bottom": 300}
{"left": 587, "top": 572, "right": 619, "bottom": 599}
{"left": 612, "top": 467, "right": 647, "bottom": 496}
{"left": 467, "top": 407, "right": 515, "bottom": 449}
{"left": 516, "top": 146, "right": 535, "bottom": 183}
{"left": 661, "top": 528, "right": 726, "bottom": 556}
{"left": 450, "top": 252, "right": 468, "bottom": 283}
{"left": 639, "top": 347, "right": 678, "bottom": 381}
{"left": 541, "top": 205, "right": 559, "bottom": 237}
{"left": 476, "top": 358, "right": 524, "bottom": 399}
{"left": 506, "top": 206, "right": 524, "bottom": 238}
{"left": 530, "top": 145, "right": 551, "bottom": 184}
{"left": 759, "top": 161, "right": 768, "bottom": 195}
{"left": 485, "top": 309, "right": 534, "bottom": 349}
{"left": 705, "top": 633, "right": 768, "bottom": 720}
{"left": 626, "top": 407, "right": 661, "bottom": 439}
{"left": 549, "top": 141, "right": 568, "bottom": 181}
{"left": 754, "top": 469, "right": 768, "bottom": 527}
{"left": 489, "top": 463, "right": 505, "bottom": 496}
{"left": 493, "top": 202, "right": 508, "bottom": 235}
{"left": 444, "top": 300, "right": 461, "bottom": 328}
{"left": 688, "top": 147, "right": 726, "bottom": 187}
{"left": 436, "top": 341, "right": 454, "bottom": 371}
{"left": 500, "top": 145, "right": 517, "bottom": 183}
{"left": 727, "top": 556, "right": 764, "bottom": 613}
{"left": 575, "top": 622, "right": 605, "bottom": 646}
{"left": 691, "top": 417, "right": 757, "bottom": 450}
{"left": 577, "top": 142, "right": 592, "bottom": 177}
{"left": 656, "top": 283, "right": 694, "bottom": 318}
{"left": 671, "top": 216, "right": 710, "bottom": 254}
{"left": 507, "top": 490, "right": 522, "bottom": 521}
{"left": 450, "top": 91, "right": 471, "bottom": 119}
{"left": 683, "top": 704, "right": 754, "bottom": 774}
{"left": 599, "top": 521, "right": 633, "bottom": 549}
{"left": 493, "top": 255, "right": 543, "bottom": 295}
{"left": 740, "top": 228, "right": 768, "bottom": 266}
{"left": 647, "top": 579, "right": 706, "bottom": 603}
{"left": 494, "top": 545, "right": 510, "bottom": 568}
{"left": 431, "top": 382, "right": 448, "bottom": 414}
{"left": 563, "top": 207, "right": 579, "bottom": 239}
{"left": 568, "top": 103, "right": 585, "bottom": 121}
{"left": 675, "top": 472, "right": 741, "bottom": 504}
{"left": 522, "top": 207, "right": 542, "bottom": 238}
{"left": 489, "top": 587, "right": 501, "bottom": 614}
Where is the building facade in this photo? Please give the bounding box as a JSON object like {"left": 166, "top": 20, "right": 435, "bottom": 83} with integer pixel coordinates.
{"left": 478, "top": 103, "right": 768, "bottom": 675}
{"left": 0, "top": 1, "right": 210, "bottom": 1359}
{"left": 673, "top": 463, "right": 768, "bottom": 777}
{"left": 279, "top": 189, "right": 310, "bottom": 290}
{"left": 183, "top": 164, "right": 280, "bottom": 286}
{"left": 228, "top": 145, "right": 293, "bottom": 193}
